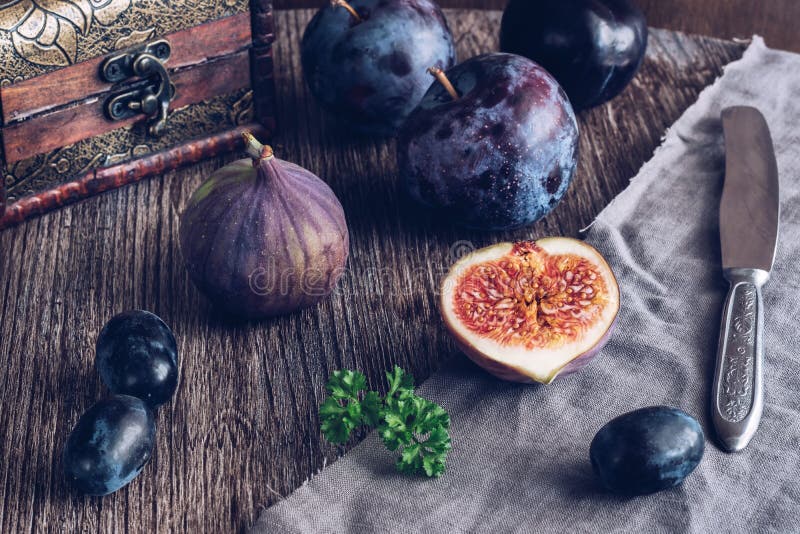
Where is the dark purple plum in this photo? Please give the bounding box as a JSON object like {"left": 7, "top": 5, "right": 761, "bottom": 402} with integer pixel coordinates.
{"left": 63, "top": 395, "right": 156, "bottom": 496}
{"left": 397, "top": 53, "right": 578, "bottom": 230}
{"left": 500, "top": 0, "right": 648, "bottom": 110}
{"left": 96, "top": 310, "right": 178, "bottom": 408}
{"left": 590, "top": 406, "right": 705, "bottom": 495}
{"left": 301, "top": 0, "right": 455, "bottom": 136}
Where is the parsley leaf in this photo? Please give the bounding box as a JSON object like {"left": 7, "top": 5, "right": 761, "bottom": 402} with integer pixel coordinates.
{"left": 318, "top": 365, "right": 452, "bottom": 478}
{"left": 385, "top": 365, "right": 415, "bottom": 396}
{"left": 319, "top": 397, "right": 357, "bottom": 444}
{"left": 326, "top": 369, "right": 367, "bottom": 399}
{"left": 319, "top": 369, "right": 371, "bottom": 444}
{"left": 382, "top": 393, "right": 451, "bottom": 477}
{"left": 360, "top": 390, "right": 382, "bottom": 427}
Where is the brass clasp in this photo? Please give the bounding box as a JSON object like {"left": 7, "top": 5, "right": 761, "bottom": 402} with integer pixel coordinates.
{"left": 101, "top": 39, "right": 176, "bottom": 137}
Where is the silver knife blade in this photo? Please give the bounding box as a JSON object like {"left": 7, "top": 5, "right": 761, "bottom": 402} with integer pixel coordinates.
{"left": 712, "top": 106, "right": 778, "bottom": 452}
{"left": 720, "top": 106, "right": 780, "bottom": 271}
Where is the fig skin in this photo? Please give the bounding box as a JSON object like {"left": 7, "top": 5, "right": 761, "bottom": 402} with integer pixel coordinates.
{"left": 440, "top": 238, "right": 619, "bottom": 384}
{"left": 180, "top": 135, "right": 349, "bottom": 319}
{"left": 452, "top": 316, "right": 616, "bottom": 384}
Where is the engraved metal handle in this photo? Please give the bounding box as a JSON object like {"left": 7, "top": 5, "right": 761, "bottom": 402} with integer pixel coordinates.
{"left": 711, "top": 267, "right": 768, "bottom": 452}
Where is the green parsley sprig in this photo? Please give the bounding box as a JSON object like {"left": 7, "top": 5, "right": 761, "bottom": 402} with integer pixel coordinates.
{"left": 319, "top": 366, "right": 451, "bottom": 478}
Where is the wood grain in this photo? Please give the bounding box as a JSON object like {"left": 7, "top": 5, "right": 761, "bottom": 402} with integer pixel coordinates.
{"left": 0, "top": 9, "right": 744, "bottom": 533}
{"left": 635, "top": 0, "right": 800, "bottom": 53}
{"left": 3, "top": 52, "right": 252, "bottom": 164}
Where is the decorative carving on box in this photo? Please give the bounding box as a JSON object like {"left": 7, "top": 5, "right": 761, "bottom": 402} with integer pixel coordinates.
{"left": 3, "top": 88, "right": 253, "bottom": 201}
{"left": 0, "top": 0, "right": 275, "bottom": 228}
{"left": 0, "top": 0, "right": 248, "bottom": 81}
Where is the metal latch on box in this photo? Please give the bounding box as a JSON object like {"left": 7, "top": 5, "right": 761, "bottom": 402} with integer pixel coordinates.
{"left": 101, "top": 39, "right": 176, "bottom": 137}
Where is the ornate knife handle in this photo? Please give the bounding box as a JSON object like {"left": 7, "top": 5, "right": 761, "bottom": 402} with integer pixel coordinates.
{"left": 711, "top": 268, "right": 767, "bottom": 452}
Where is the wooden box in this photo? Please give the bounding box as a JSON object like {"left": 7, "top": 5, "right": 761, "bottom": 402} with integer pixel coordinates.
{"left": 0, "top": 0, "right": 275, "bottom": 228}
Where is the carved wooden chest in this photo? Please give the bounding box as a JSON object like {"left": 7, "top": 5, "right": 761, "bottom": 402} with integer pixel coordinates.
{"left": 0, "top": 0, "right": 275, "bottom": 228}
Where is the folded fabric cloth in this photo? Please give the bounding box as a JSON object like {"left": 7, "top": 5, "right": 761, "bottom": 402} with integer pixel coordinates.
{"left": 252, "top": 38, "right": 800, "bottom": 533}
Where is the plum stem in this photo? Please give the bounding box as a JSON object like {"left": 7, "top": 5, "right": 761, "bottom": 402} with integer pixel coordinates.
{"left": 242, "top": 131, "right": 274, "bottom": 163}
{"left": 331, "top": 0, "right": 362, "bottom": 22}
{"left": 427, "top": 67, "right": 459, "bottom": 100}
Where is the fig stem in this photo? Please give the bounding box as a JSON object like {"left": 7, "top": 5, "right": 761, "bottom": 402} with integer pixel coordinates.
{"left": 242, "top": 131, "right": 274, "bottom": 162}
{"left": 427, "top": 67, "right": 459, "bottom": 100}
{"left": 331, "top": 0, "right": 362, "bottom": 22}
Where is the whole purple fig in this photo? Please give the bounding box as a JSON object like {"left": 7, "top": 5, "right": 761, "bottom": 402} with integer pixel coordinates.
{"left": 179, "top": 133, "right": 349, "bottom": 319}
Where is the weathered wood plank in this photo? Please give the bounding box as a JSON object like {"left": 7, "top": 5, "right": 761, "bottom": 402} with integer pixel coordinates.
{"left": 0, "top": 9, "right": 744, "bottom": 533}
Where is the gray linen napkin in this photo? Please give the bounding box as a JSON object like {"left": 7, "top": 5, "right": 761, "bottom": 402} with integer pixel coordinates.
{"left": 252, "top": 38, "right": 800, "bottom": 533}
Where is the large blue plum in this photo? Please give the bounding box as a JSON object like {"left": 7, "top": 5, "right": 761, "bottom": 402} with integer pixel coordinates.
{"left": 590, "top": 406, "right": 705, "bottom": 495}
{"left": 63, "top": 395, "right": 156, "bottom": 495}
{"left": 398, "top": 53, "right": 578, "bottom": 230}
{"left": 301, "top": 0, "right": 455, "bottom": 136}
{"left": 96, "top": 310, "right": 178, "bottom": 408}
{"left": 500, "top": 0, "right": 648, "bottom": 110}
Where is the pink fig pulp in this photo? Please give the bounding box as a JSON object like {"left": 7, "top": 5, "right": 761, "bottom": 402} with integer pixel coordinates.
{"left": 440, "top": 237, "right": 619, "bottom": 383}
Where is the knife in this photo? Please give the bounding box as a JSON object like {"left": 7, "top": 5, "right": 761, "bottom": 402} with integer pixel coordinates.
{"left": 712, "top": 106, "right": 780, "bottom": 452}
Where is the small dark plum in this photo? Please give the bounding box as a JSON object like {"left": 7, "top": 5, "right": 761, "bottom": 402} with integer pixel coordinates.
{"left": 590, "top": 406, "right": 705, "bottom": 495}
{"left": 398, "top": 53, "right": 578, "bottom": 230}
{"left": 96, "top": 310, "right": 178, "bottom": 407}
{"left": 63, "top": 395, "right": 156, "bottom": 496}
{"left": 500, "top": 0, "right": 647, "bottom": 110}
{"left": 301, "top": 0, "right": 456, "bottom": 136}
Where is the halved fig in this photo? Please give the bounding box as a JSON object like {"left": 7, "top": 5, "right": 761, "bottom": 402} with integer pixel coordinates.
{"left": 440, "top": 238, "right": 619, "bottom": 384}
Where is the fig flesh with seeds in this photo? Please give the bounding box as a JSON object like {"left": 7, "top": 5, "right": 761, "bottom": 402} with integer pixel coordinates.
{"left": 440, "top": 237, "right": 619, "bottom": 383}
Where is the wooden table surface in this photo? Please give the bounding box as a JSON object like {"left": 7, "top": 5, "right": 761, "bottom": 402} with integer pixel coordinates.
{"left": 0, "top": 9, "right": 744, "bottom": 533}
